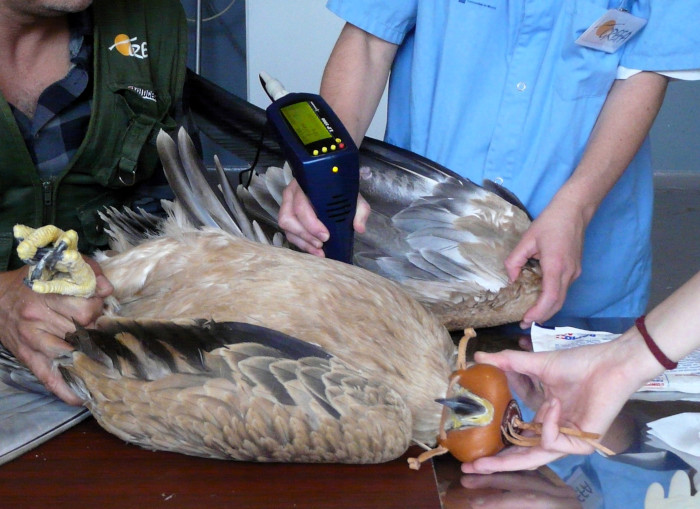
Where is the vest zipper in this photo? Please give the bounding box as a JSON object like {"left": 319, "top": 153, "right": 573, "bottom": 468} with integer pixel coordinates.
{"left": 42, "top": 180, "right": 53, "bottom": 225}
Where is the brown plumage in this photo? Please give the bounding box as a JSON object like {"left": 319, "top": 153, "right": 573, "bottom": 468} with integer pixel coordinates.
{"left": 93, "top": 215, "right": 455, "bottom": 449}
{"left": 10, "top": 129, "right": 458, "bottom": 463}
{"left": 59, "top": 319, "right": 415, "bottom": 463}
{"left": 16, "top": 127, "right": 538, "bottom": 464}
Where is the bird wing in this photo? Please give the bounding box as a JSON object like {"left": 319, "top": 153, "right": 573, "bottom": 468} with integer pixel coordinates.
{"left": 57, "top": 318, "right": 412, "bottom": 463}
{"left": 234, "top": 159, "right": 540, "bottom": 330}
{"left": 183, "top": 71, "right": 541, "bottom": 329}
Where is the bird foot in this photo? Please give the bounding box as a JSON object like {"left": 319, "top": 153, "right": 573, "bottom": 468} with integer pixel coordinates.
{"left": 14, "top": 224, "right": 96, "bottom": 298}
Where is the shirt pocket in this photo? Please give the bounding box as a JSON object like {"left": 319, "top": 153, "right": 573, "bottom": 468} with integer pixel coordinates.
{"left": 554, "top": 0, "right": 621, "bottom": 100}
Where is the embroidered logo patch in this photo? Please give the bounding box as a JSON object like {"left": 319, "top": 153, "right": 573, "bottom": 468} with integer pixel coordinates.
{"left": 109, "top": 34, "right": 149, "bottom": 59}
{"left": 127, "top": 86, "right": 157, "bottom": 102}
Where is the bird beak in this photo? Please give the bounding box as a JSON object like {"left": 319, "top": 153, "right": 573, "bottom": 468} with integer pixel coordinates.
{"left": 435, "top": 389, "right": 495, "bottom": 430}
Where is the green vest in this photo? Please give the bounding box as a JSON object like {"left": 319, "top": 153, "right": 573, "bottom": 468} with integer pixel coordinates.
{"left": 0, "top": 0, "right": 187, "bottom": 270}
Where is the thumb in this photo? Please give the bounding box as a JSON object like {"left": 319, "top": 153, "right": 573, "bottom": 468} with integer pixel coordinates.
{"left": 353, "top": 194, "right": 371, "bottom": 234}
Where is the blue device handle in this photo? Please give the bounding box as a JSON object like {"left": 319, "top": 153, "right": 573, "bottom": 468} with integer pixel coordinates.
{"left": 265, "top": 92, "right": 359, "bottom": 263}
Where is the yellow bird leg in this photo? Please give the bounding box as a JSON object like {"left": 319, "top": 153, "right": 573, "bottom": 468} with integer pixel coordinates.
{"left": 30, "top": 249, "right": 96, "bottom": 297}
{"left": 14, "top": 224, "right": 96, "bottom": 298}
{"left": 14, "top": 225, "right": 72, "bottom": 260}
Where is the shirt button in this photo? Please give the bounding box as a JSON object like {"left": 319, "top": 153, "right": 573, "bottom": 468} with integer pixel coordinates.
{"left": 516, "top": 82, "right": 527, "bottom": 91}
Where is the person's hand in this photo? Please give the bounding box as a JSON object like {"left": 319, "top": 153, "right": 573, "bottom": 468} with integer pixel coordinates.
{"left": 505, "top": 195, "right": 586, "bottom": 328}
{"left": 461, "top": 335, "right": 654, "bottom": 473}
{"left": 277, "top": 178, "right": 370, "bottom": 256}
{"left": 0, "top": 257, "right": 113, "bottom": 404}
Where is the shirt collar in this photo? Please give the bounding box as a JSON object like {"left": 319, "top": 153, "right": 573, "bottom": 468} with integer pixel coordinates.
{"left": 67, "top": 9, "right": 93, "bottom": 67}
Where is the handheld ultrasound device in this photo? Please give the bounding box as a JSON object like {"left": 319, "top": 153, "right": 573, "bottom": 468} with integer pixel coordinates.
{"left": 261, "top": 72, "right": 359, "bottom": 264}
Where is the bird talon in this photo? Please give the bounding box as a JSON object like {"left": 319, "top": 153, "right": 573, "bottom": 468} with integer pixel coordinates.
{"left": 14, "top": 225, "right": 96, "bottom": 298}
{"left": 27, "top": 241, "right": 69, "bottom": 282}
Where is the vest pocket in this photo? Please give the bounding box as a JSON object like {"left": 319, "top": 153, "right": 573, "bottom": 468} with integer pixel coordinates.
{"left": 108, "top": 85, "right": 173, "bottom": 188}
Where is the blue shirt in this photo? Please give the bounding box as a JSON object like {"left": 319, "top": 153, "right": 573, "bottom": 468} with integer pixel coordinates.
{"left": 327, "top": 0, "right": 700, "bottom": 318}
{"left": 10, "top": 11, "right": 92, "bottom": 179}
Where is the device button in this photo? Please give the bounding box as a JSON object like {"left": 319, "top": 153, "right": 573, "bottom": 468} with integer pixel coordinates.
{"left": 330, "top": 144, "right": 337, "bottom": 151}
{"left": 332, "top": 166, "right": 339, "bottom": 173}
{"left": 322, "top": 147, "right": 328, "bottom": 153}
{"left": 339, "top": 142, "right": 345, "bottom": 149}
{"left": 313, "top": 149, "right": 319, "bottom": 156}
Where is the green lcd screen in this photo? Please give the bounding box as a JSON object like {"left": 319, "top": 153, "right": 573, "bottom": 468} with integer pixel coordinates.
{"left": 280, "top": 101, "right": 332, "bottom": 146}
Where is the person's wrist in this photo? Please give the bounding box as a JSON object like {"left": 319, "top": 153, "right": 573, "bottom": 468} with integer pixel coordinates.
{"left": 635, "top": 315, "right": 678, "bottom": 370}
{"left": 611, "top": 327, "right": 667, "bottom": 390}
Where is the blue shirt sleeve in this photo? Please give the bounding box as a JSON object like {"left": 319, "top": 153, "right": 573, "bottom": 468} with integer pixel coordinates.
{"left": 621, "top": 0, "right": 700, "bottom": 71}
{"left": 326, "top": 0, "right": 417, "bottom": 45}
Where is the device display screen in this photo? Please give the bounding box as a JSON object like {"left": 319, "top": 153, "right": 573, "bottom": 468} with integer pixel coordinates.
{"left": 281, "top": 101, "right": 332, "bottom": 146}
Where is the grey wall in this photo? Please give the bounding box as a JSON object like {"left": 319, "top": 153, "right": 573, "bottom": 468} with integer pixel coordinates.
{"left": 651, "top": 80, "right": 700, "bottom": 175}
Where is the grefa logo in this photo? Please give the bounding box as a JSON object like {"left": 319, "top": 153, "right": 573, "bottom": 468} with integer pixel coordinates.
{"left": 109, "top": 34, "right": 148, "bottom": 59}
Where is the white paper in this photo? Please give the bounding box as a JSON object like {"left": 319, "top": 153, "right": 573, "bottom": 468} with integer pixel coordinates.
{"left": 531, "top": 324, "right": 700, "bottom": 393}
{"left": 0, "top": 346, "right": 89, "bottom": 465}
{"left": 648, "top": 413, "right": 700, "bottom": 457}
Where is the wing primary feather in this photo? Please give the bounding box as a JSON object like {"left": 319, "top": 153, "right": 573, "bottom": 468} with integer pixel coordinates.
{"left": 213, "top": 154, "right": 256, "bottom": 240}
{"left": 157, "top": 129, "right": 218, "bottom": 229}
{"left": 176, "top": 128, "right": 244, "bottom": 236}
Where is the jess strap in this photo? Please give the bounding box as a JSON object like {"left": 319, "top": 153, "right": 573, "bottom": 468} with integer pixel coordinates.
{"left": 635, "top": 315, "right": 678, "bottom": 370}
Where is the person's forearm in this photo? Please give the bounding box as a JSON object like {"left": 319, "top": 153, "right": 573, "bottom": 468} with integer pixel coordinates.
{"left": 642, "top": 270, "right": 700, "bottom": 363}
{"left": 320, "top": 23, "right": 397, "bottom": 145}
{"left": 551, "top": 71, "right": 668, "bottom": 224}
{"left": 607, "top": 270, "right": 700, "bottom": 393}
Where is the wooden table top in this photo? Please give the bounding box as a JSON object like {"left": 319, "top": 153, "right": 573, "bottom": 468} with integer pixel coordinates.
{"left": 0, "top": 417, "right": 442, "bottom": 509}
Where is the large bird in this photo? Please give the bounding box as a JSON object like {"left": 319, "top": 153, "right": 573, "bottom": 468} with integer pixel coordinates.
{"left": 9, "top": 120, "right": 546, "bottom": 464}
{"left": 183, "top": 72, "right": 541, "bottom": 330}
{"left": 13, "top": 129, "right": 459, "bottom": 463}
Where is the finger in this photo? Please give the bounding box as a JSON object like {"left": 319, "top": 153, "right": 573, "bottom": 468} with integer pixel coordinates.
{"left": 17, "top": 320, "right": 73, "bottom": 357}
{"left": 280, "top": 180, "right": 329, "bottom": 243}
{"left": 279, "top": 207, "right": 325, "bottom": 251}
{"left": 353, "top": 195, "right": 371, "bottom": 234}
{"left": 462, "top": 446, "right": 564, "bottom": 474}
{"left": 520, "top": 270, "right": 565, "bottom": 328}
{"left": 84, "top": 257, "right": 113, "bottom": 298}
{"left": 285, "top": 232, "right": 326, "bottom": 258}
{"left": 14, "top": 342, "right": 82, "bottom": 405}
{"left": 41, "top": 366, "right": 84, "bottom": 405}
{"left": 505, "top": 239, "right": 536, "bottom": 283}
{"left": 44, "top": 293, "right": 105, "bottom": 328}
{"left": 539, "top": 399, "right": 595, "bottom": 456}
{"left": 292, "top": 197, "right": 329, "bottom": 243}
{"left": 475, "top": 350, "right": 545, "bottom": 379}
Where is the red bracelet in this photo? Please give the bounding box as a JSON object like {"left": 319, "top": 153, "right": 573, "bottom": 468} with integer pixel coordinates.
{"left": 635, "top": 315, "right": 678, "bottom": 370}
